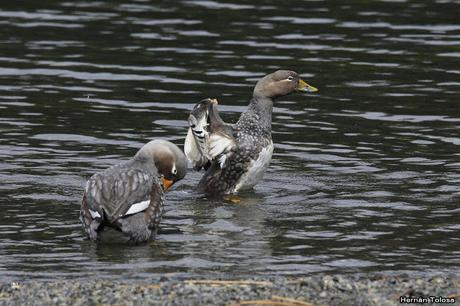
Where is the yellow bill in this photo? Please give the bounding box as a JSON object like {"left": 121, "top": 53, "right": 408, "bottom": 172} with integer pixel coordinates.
{"left": 297, "top": 79, "right": 318, "bottom": 92}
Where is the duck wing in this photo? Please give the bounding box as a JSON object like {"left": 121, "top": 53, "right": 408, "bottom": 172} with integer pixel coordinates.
{"left": 184, "top": 98, "right": 237, "bottom": 170}
{"left": 80, "top": 161, "right": 164, "bottom": 239}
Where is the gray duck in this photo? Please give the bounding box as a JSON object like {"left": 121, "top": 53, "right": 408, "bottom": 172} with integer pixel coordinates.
{"left": 184, "top": 70, "right": 318, "bottom": 198}
{"left": 80, "top": 139, "right": 186, "bottom": 243}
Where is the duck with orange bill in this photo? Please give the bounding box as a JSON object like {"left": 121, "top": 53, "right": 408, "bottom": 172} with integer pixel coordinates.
{"left": 80, "top": 139, "right": 187, "bottom": 243}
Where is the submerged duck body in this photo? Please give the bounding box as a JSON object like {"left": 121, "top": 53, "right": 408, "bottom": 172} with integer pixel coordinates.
{"left": 185, "top": 70, "right": 318, "bottom": 196}
{"left": 80, "top": 139, "right": 186, "bottom": 243}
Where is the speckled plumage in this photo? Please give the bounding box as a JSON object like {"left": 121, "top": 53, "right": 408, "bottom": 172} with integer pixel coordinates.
{"left": 184, "top": 70, "right": 318, "bottom": 196}
{"left": 196, "top": 97, "right": 273, "bottom": 194}
{"left": 80, "top": 139, "right": 186, "bottom": 243}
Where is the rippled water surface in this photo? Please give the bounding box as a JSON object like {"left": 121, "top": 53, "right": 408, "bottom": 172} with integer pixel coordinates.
{"left": 1, "top": 0, "right": 459, "bottom": 281}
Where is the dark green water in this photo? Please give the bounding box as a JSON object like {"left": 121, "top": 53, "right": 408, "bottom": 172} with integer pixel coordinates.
{"left": 0, "top": 0, "right": 459, "bottom": 281}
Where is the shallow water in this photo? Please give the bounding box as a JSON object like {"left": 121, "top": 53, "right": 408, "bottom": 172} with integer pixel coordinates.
{"left": 0, "top": 0, "right": 459, "bottom": 282}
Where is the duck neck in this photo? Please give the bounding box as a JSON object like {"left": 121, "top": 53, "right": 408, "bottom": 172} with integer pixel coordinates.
{"left": 246, "top": 95, "right": 273, "bottom": 130}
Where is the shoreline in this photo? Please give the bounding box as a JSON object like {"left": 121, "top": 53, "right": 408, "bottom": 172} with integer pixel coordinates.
{"left": 1, "top": 274, "right": 459, "bottom": 305}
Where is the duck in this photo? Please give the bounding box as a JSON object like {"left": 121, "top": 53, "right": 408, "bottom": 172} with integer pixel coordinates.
{"left": 80, "top": 139, "right": 187, "bottom": 243}
{"left": 184, "top": 70, "right": 318, "bottom": 197}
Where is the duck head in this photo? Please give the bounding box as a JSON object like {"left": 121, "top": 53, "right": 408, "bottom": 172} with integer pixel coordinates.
{"left": 135, "top": 139, "right": 187, "bottom": 191}
{"left": 253, "top": 70, "right": 318, "bottom": 99}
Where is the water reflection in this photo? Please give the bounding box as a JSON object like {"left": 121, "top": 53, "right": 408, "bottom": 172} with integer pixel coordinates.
{"left": 0, "top": 0, "right": 459, "bottom": 282}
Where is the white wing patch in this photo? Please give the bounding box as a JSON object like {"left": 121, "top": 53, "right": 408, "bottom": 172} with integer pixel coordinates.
{"left": 218, "top": 154, "right": 227, "bottom": 168}
{"left": 124, "top": 200, "right": 150, "bottom": 216}
{"left": 208, "top": 133, "right": 234, "bottom": 159}
{"left": 89, "top": 209, "right": 101, "bottom": 219}
{"left": 184, "top": 128, "right": 199, "bottom": 163}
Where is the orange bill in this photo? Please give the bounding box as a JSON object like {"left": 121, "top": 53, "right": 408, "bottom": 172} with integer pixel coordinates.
{"left": 160, "top": 177, "right": 174, "bottom": 191}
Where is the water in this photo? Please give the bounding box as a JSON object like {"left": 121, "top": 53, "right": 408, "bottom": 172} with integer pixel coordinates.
{"left": 0, "top": 0, "right": 459, "bottom": 282}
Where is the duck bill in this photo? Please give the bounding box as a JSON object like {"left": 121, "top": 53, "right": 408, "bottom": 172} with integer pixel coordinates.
{"left": 160, "top": 177, "right": 174, "bottom": 191}
{"left": 297, "top": 79, "right": 318, "bottom": 93}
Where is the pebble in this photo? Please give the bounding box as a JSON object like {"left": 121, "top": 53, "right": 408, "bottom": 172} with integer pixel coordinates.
{"left": 0, "top": 274, "right": 458, "bottom": 306}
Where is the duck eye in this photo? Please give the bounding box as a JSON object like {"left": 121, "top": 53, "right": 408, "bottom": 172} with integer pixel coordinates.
{"left": 172, "top": 168, "right": 177, "bottom": 175}
{"left": 287, "top": 76, "right": 294, "bottom": 81}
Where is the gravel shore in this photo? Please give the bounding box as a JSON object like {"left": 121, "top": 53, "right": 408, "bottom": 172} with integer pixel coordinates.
{"left": 1, "top": 274, "right": 459, "bottom": 306}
